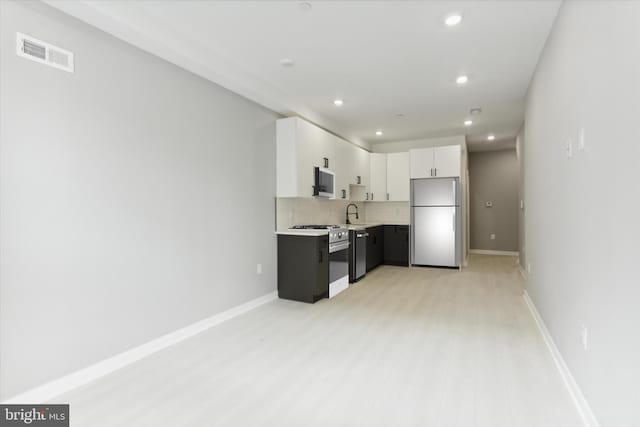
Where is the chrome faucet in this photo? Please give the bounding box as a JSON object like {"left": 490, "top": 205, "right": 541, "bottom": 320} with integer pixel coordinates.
{"left": 346, "top": 203, "right": 359, "bottom": 225}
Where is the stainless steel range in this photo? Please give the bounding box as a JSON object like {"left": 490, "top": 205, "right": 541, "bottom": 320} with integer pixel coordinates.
{"left": 289, "top": 225, "right": 350, "bottom": 298}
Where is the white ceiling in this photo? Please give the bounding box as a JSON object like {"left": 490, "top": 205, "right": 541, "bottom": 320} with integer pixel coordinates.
{"left": 46, "top": 0, "right": 560, "bottom": 151}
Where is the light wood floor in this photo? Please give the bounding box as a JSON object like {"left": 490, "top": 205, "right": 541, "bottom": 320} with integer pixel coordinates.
{"left": 58, "top": 255, "right": 583, "bottom": 427}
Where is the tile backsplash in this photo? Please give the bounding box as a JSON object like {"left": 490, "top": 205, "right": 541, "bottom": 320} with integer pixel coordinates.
{"left": 276, "top": 198, "right": 409, "bottom": 230}
{"left": 365, "top": 202, "right": 410, "bottom": 224}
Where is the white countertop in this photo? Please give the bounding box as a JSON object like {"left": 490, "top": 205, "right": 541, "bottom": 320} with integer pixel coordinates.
{"left": 275, "top": 230, "right": 329, "bottom": 237}
{"left": 275, "top": 223, "right": 409, "bottom": 236}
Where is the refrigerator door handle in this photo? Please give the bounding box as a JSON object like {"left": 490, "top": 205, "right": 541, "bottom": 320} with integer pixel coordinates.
{"left": 452, "top": 208, "right": 456, "bottom": 232}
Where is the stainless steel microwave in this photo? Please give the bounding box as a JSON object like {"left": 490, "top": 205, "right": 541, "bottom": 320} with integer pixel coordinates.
{"left": 313, "top": 167, "right": 335, "bottom": 198}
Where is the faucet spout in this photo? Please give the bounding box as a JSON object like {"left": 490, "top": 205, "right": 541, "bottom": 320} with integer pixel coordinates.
{"left": 346, "top": 203, "right": 359, "bottom": 225}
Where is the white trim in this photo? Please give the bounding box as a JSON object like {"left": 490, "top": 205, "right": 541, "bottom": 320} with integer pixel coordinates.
{"left": 469, "top": 249, "right": 519, "bottom": 256}
{"left": 523, "top": 291, "right": 600, "bottom": 427}
{"left": 3, "top": 291, "right": 278, "bottom": 404}
{"left": 518, "top": 264, "right": 527, "bottom": 280}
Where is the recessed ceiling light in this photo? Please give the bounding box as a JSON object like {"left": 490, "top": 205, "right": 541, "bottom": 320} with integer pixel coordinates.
{"left": 375, "top": 130, "right": 383, "bottom": 136}
{"left": 333, "top": 99, "right": 344, "bottom": 107}
{"left": 445, "top": 14, "right": 462, "bottom": 27}
{"left": 298, "top": 2, "right": 312, "bottom": 12}
{"left": 487, "top": 134, "right": 496, "bottom": 141}
{"left": 456, "top": 75, "right": 468, "bottom": 85}
{"left": 280, "top": 58, "right": 295, "bottom": 67}
{"left": 464, "top": 120, "right": 473, "bottom": 126}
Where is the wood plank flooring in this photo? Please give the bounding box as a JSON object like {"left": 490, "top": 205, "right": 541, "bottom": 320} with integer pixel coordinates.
{"left": 57, "top": 255, "right": 583, "bottom": 427}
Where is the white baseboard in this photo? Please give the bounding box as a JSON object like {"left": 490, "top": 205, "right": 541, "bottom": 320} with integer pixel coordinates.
{"left": 523, "top": 291, "right": 600, "bottom": 427}
{"left": 4, "top": 291, "right": 278, "bottom": 404}
{"left": 518, "top": 265, "right": 527, "bottom": 280}
{"left": 469, "top": 249, "right": 519, "bottom": 256}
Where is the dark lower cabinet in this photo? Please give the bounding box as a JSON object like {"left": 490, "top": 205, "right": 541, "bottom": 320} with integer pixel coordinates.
{"left": 384, "top": 225, "right": 409, "bottom": 266}
{"left": 365, "top": 226, "right": 384, "bottom": 272}
{"left": 278, "top": 234, "right": 328, "bottom": 303}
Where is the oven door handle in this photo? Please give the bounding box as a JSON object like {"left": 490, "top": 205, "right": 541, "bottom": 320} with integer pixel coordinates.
{"left": 329, "top": 241, "right": 350, "bottom": 253}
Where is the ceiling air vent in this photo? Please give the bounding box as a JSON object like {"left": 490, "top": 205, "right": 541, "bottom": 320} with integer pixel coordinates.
{"left": 16, "top": 32, "right": 74, "bottom": 73}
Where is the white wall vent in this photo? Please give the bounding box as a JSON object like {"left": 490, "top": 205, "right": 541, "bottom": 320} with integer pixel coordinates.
{"left": 16, "top": 32, "right": 74, "bottom": 73}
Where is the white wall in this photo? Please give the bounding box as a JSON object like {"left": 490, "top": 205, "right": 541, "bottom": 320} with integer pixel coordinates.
{"left": 0, "top": 0, "right": 279, "bottom": 400}
{"left": 524, "top": 2, "right": 640, "bottom": 425}
{"left": 468, "top": 149, "right": 519, "bottom": 252}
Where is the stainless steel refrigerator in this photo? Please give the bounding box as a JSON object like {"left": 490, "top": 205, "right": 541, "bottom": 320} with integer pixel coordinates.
{"left": 410, "top": 177, "right": 461, "bottom": 267}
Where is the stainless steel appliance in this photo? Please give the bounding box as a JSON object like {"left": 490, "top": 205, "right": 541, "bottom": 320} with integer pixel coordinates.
{"left": 349, "top": 230, "right": 368, "bottom": 282}
{"left": 313, "top": 167, "right": 335, "bottom": 198}
{"left": 410, "top": 178, "right": 461, "bottom": 268}
{"left": 289, "top": 225, "right": 350, "bottom": 297}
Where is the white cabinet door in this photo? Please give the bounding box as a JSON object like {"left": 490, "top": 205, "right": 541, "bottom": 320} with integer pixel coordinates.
{"left": 354, "top": 146, "right": 370, "bottom": 189}
{"left": 369, "top": 153, "right": 387, "bottom": 201}
{"left": 313, "top": 127, "right": 336, "bottom": 170}
{"left": 433, "top": 145, "right": 461, "bottom": 177}
{"left": 409, "top": 148, "right": 434, "bottom": 179}
{"left": 386, "top": 152, "right": 410, "bottom": 201}
{"left": 334, "top": 139, "right": 353, "bottom": 200}
{"left": 294, "top": 118, "right": 317, "bottom": 196}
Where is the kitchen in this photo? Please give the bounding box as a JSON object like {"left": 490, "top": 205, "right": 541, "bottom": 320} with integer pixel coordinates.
{"left": 275, "top": 116, "right": 466, "bottom": 302}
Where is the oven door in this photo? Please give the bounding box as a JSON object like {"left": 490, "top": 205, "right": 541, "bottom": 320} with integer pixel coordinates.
{"left": 328, "top": 241, "right": 349, "bottom": 297}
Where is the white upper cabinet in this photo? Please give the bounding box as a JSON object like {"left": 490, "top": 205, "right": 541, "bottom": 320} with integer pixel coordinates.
{"left": 369, "top": 153, "right": 387, "bottom": 201}
{"left": 277, "top": 117, "right": 370, "bottom": 199}
{"left": 313, "top": 126, "right": 336, "bottom": 170}
{"left": 334, "top": 139, "right": 354, "bottom": 200}
{"left": 410, "top": 145, "right": 461, "bottom": 179}
{"left": 433, "top": 145, "right": 461, "bottom": 178}
{"left": 354, "top": 146, "right": 370, "bottom": 189}
{"left": 277, "top": 117, "right": 314, "bottom": 197}
{"left": 386, "top": 152, "right": 410, "bottom": 201}
{"left": 410, "top": 148, "right": 433, "bottom": 179}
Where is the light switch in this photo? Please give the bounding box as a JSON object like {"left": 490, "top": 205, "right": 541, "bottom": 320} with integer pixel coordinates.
{"left": 578, "top": 128, "right": 586, "bottom": 150}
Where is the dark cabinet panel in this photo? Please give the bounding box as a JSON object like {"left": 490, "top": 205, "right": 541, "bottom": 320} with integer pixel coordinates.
{"left": 365, "top": 226, "right": 384, "bottom": 272}
{"left": 278, "top": 234, "right": 328, "bottom": 303}
{"left": 384, "top": 225, "right": 409, "bottom": 266}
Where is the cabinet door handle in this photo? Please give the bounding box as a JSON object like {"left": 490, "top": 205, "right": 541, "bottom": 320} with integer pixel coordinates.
{"left": 357, "top": 175, "right": 361, "bottom": 185}
{"left": 323, "top": 157, "right": 329, "bottom": 168}
{"left": 387, "top": 193, "right": 389, "bottom": 201}
{"left": 366, "top": 192, "right": 369, "bottom": 200}
{"left": 319, "top": 250, "right": 323, "bottom": 263}
{"left": 342, "top": 189, "right": 346, "bottom": 199}
{"left": 434, "top": 168, "right": 437, "bottom": 176}
{"left": 371, "top": 193, "right": 374, "bottom": 200}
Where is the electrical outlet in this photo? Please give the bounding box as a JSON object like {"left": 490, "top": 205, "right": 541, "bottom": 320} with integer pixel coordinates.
{"left": 581, "top": 325, "right": 588, "bottom": 351}
{"left": 490, "top": 234, "right": 496, "bottom": 240}
{"left": 256, "top": 263, "right": 262, "bottom": 275}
